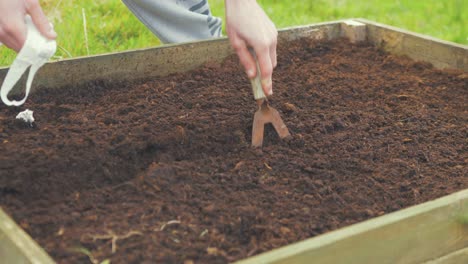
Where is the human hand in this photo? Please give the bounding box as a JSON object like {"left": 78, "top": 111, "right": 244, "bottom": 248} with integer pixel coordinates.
{"left": 0, "top": 0, "right": 57, "bottom": 52}
{"left": 225, "top": 0, "right": 277, "bottom": 96}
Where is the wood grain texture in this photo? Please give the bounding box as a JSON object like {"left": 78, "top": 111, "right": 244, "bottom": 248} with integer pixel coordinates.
{"left": 0, "top": 209, "right": 55, "bottom": 264}
{"left": 358, "top": 18, "right": 468, "bottom": 71}
{"left": 341, "top": 20, "right": 367, "bottom": 43}
{"left": 426, "top": 247, "right": 468, "bottom": 264}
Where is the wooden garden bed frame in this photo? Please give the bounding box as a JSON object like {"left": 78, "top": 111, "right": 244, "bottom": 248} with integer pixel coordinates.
{"left": 1, "top": 19, "right": 467, "bottom": 263}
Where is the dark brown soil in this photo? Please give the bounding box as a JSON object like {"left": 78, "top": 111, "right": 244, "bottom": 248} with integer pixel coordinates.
{"left": 0, "top": 38, "right": 467, "bottom": 263}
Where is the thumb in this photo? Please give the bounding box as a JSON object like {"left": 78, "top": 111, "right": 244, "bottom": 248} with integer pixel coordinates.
{"left": 25, "top": 0, "right": 57, "bottom": 39}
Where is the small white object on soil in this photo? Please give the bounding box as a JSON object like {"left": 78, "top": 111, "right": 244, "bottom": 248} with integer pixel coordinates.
{"left": 16, "top": 109, "right": 35, "bottom": 124}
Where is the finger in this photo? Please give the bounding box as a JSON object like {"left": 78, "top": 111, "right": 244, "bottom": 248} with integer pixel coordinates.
{"left": 270, "top": 39, "right": 277, "bottom": 68}
{"left": 25, "top": 0, "right": 56, "bottom": 39}
{"left": 0, "top": 37, "right": 22, "bottom": 52}
{"left": 254, "top": 46, "right": 273, "bottom": 96}
{"left": 266, "top": 20, "right": 278, "bottom": 68}
{"left": 0, "top": 20, "right": 27, "bottom": 52}
{"left": 230, "top": 33, "right": 257, "bottom": 79}
{"left": 270, "top": 28, "right": 278, "bottom": 68}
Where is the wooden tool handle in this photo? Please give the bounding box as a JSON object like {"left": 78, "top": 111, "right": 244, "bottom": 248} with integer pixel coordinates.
{"left": 250, "top": 51, "right": 266, "bottom": 100}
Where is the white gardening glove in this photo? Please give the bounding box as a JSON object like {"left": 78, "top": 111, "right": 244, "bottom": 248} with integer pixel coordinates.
{"left": 225, "top": 0, "right": 277, "bottom": 96}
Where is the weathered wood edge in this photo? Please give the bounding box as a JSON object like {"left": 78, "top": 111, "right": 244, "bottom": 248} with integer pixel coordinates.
{"left": 355, "top": 18, "right": 468, "bottom": 71}
{"left": 235, "top": 189, "right": 468, "bottom": 264}
{"left": 425, "top": 247, "right": 468, "bottom": 264}
{"left": 0, "top": 208, "right": 55, "bottom": 264}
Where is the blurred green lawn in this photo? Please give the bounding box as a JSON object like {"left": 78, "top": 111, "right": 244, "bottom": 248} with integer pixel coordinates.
{"left": 0, "top": 0, "right": 466, "bottom": 66}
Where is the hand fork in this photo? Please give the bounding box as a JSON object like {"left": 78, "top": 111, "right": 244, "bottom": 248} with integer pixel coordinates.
{"left": 250, "top": 54, "right": 290, "bottom": 147}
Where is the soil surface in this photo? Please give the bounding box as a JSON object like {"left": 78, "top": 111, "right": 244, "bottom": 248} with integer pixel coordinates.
{"left": 0, "top": 38, "right": 467, "bottom": 263}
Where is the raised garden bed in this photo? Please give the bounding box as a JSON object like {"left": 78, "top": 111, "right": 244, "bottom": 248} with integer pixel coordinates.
{"left": 0, "top": 20, "right": 467, "bottom": 263}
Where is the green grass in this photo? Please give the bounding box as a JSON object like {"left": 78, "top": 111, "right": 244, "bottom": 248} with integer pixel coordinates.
{"left": 0, "top": 0, "right": 466, "bottom": 66}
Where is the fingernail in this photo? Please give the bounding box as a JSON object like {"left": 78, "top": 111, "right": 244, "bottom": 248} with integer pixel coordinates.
{"left": 247, "top": 69, "right": 255, "bottom": 79}
{"left": 49, "top": 23, "right": 57, "bottom": 38}
{"left": 262, "top": 78, "right": 273, "bottom": 95}
{"left": 50, "top": 29, "right": 57, "bottom": 38}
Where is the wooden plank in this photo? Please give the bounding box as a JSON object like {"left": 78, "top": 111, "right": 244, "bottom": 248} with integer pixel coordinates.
{"left": 278, "top": 20, "right": 341, "bottom": 42}
{"left": 0, "top": 21, "right": 341, "bottom": 96}
{"left": 357, "top": 18, "right": 468, "bottom": 71}
{"left": 425, "top": 247, "right": 468, "bottom": 264}
{"left": 236, "top": 189, "right": 468, "bottom": 264}
{"left": 0, "top": 208, "right": 55, "bottom": 264}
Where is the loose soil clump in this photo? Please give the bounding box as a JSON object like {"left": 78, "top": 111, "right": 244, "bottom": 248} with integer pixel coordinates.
{"left": 0, "top": 38, "right": 467, "bottom": 263}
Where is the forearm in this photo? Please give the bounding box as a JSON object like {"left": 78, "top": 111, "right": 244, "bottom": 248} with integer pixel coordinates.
{"left": 225, "top": 0, "right": 257, "bottom": 8}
